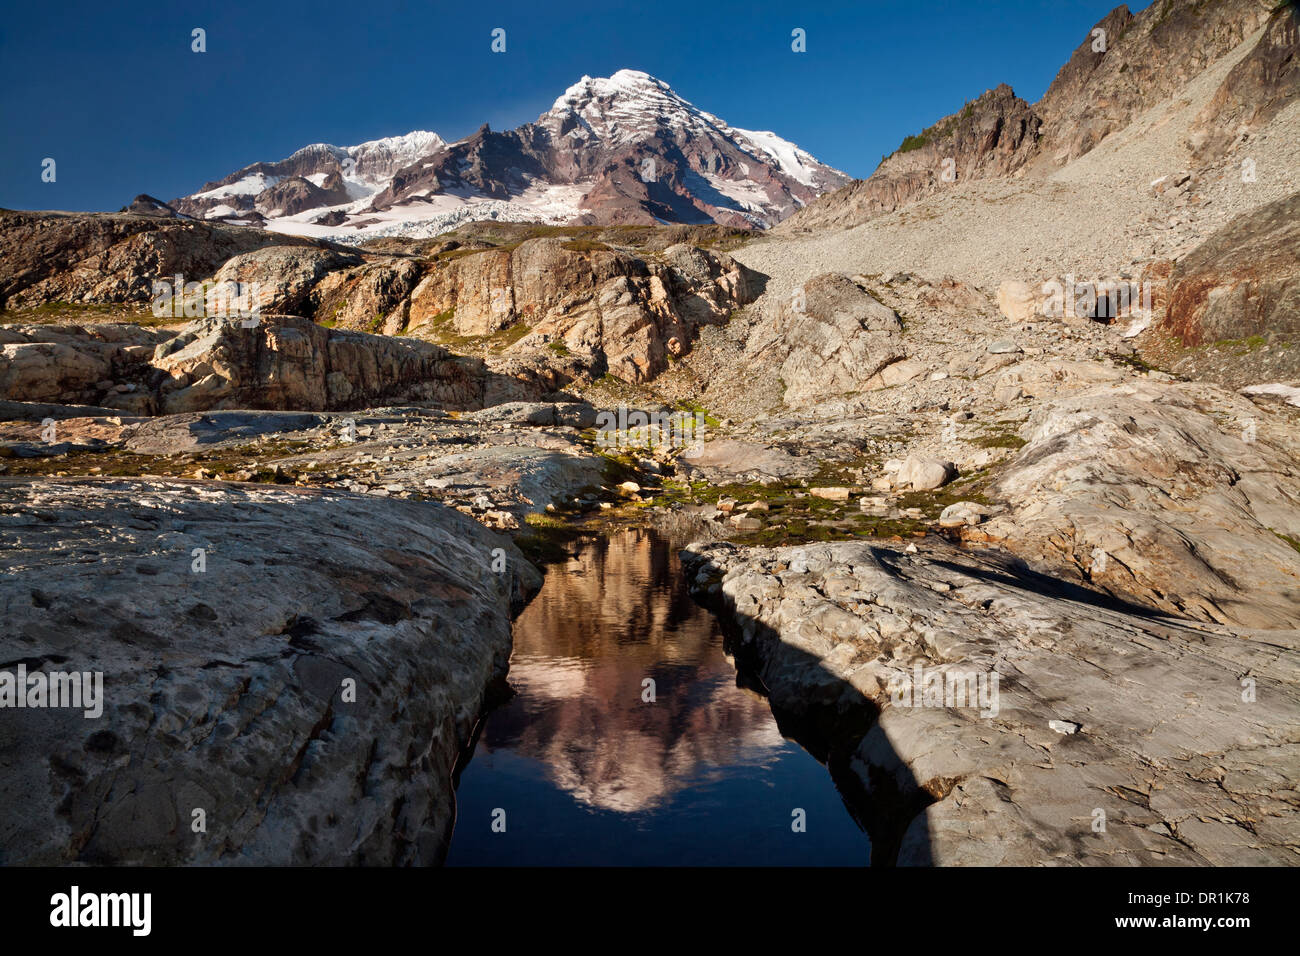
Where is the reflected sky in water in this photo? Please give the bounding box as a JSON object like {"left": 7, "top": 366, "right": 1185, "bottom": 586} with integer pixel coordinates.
{"left": 445, "top": 529, "right": 869, "bottom": 866}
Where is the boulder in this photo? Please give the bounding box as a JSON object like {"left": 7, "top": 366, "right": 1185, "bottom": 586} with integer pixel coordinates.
{"left": 1162, "top": 192, "right": 1300, "bottom": 346}
{"left": 752, "top": 273, "right": 904, "bottom": 407}
{"left": 0, "top": 478, "right": 540, "bottom": 865}
{"left": 996, "top": 280, "right": 1036, "bottom": 323}
{"left": 895, "top": 456, "right": 956, "bottom": 491}
{"left": 211, "top": 245, "right": 364, "bottom": 316}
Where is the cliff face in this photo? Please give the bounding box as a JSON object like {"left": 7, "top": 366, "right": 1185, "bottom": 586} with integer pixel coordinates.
{"left": 780, "top": 0, "right": 1285, "bottom": 234}
{"left": 777, "top": 84, "right": 1041, "bottom": 234}
{"left": 1035, "top": 0, "right": 1272, "bottom": 165}
{"left": 1187, "top": 0, "right": 1300, "bottom": 159}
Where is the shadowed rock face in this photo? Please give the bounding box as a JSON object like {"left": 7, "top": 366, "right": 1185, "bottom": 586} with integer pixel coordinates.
{"left": 685, "top": 538, "right": 1300, "bottom": 866}
{"left": 1162, "top": 191, "right": 1300, "bottom": 347}
{"left": 0, "top": 478, "right": 540, "bottom": 865}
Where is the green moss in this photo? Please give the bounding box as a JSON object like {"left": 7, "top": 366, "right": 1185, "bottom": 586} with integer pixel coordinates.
{"left": 1272, "top": 530, "right": 1300, "bottom": 556}
{"left": 672, "top": 398, "right": 721, "bottom": 429}
{"left": 1, "top": 301, "right": 162, "bottom": 326}
{"left": 972, "top": 432, "right": 1027, "bottom": 450}
{"left": 1212, "top": 335, "right": 1268, "bottom": 354}
{"left": 421, "top": 307, "right": 530, "bottom": 352}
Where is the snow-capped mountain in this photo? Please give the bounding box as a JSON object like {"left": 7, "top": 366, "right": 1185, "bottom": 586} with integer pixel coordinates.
{"left": 167, "top": 70, "right": 850, "bottom": 240}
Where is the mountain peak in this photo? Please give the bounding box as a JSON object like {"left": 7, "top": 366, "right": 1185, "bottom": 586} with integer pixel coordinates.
{"left": 170, "top": 70, "right": 849, "bottom": 239}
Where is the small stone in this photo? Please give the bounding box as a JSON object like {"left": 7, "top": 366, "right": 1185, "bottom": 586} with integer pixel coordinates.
{"left": 938, "top": 501, "right": 991, "bottom": 528}
{"left": 1049, "top": 719, "right": 1081, "bottom": 735}
{"left": 811, "top": 486, "right": 852, "bottom": 501}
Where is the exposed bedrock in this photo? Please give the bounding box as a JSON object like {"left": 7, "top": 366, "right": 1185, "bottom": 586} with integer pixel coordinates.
{"left": 684, "top": 539, "right": 1300, "bottom": 866}
{"left": 0, "top": 478, "right": 540, "bottom": 865}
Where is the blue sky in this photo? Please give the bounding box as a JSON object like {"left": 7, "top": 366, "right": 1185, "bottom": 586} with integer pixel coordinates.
{"left": 0, "top": 0, "right": 1143, "bottom": 211}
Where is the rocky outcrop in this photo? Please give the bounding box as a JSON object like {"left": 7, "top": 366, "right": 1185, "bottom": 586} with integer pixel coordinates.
{"left": 0, "top": 478, "right": 540, "bottom": 864}
{"left": 1162, "top": 191, "right": 1300, "bottom": 346}
{"left": 742, "top": 272, "right": 904, "bottom": 406}
{"left": 684, "top": 538, "right": 1300, "bottom": 865}
{"left": 777, "top": 0, "right": 1280, "bottom": 234}
{"left": 1, "top": 316, "right": 553, "bottom": 414}
{"left": 151, "top": 315, "right": 527, "bottom": 413}
{"left": 312, "top": 258, "right": 422, "bottom": 333}
{"left": 0, "top": 322, "right": 170, "bottom": 406}
{"left": 778, "top": 85, "right": 1041, "bottom": 233}
{"left": 118, "top": 195, "right": 180, "bottom": 218}
{"left": 407, "top": 238, "right": 759, "bottom": 383}
{"left": 256, "top": 173, "right": 352, "bottom": 218}
{"left": 982, "top": 380, "right": 1300, "bottom": 630}
{"left": 1035, "top": 0, "right": 1273, "bottom": 166}
{"left": 210, "top": 246, "right": 365, "bottom": 317}
{"left": 1188, "top": 1, "right": 1300, "bottom": 160}
{"left": 0, "top": 211, "right": 324, "bottom": 309}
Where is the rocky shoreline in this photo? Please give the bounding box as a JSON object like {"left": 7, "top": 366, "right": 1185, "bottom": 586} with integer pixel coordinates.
{"left": 683, "top": 538, "right": 1299, "bottom": 865}
{"left": 0, "top": 477, "right": 539, "bottom": 865}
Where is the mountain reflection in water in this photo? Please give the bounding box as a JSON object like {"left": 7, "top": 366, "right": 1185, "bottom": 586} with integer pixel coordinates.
{"left": 445, "top": 528, "right": 869, "bottom": 866}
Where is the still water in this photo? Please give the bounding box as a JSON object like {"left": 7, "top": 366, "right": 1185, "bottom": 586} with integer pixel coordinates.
{"left": 445, "top": 528, "right": 870, "bottom": 865}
